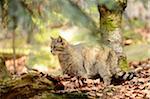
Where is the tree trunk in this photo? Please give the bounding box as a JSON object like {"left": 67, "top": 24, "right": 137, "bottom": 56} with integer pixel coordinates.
{"left": 0, "top": 0, "right": 11, "bottom": 80}
{"left": 98, "top": 0, "right": 129, "bottom": 71}
{"left": 0, "top": 0, "right": 8, "bottom": 28}
{"left": 12, "top": 30, "right": 17, "bottom": 74}
{"left": 12, "top": 16, "right": 18, "bottom": 74}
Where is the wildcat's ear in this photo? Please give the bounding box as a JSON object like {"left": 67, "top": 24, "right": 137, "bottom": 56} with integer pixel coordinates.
{"left": 58, "top": 36, "right": 63, "bottom": 42}
{"left": 58, "top": 35, "right": 63, "bottom": 39}
{"left": 50, "top": 36, "right": 54, "bottom": 40}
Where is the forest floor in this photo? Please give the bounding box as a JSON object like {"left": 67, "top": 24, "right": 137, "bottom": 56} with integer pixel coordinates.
{"left": 51, "top": 58, "right": 150, "bottom": 99}
{"left": 1, "top": 58, "right": 150, "bottom": 99}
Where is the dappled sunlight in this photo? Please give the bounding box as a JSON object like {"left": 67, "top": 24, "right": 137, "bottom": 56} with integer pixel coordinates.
{"left": 0, "top": 0, "right": 150, "bottom": 98}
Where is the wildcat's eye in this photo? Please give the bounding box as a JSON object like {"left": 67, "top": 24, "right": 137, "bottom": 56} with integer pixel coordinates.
{"left": 61, "top": 42, "right": 64, "bottom": 45}
{"left": 58, "top": 37, "right": 62, "bottom": 42}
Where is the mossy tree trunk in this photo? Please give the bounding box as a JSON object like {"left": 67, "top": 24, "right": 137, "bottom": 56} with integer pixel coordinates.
{"left": 98, "top": 0, "right": 129, "bottom": 71}
{"left": 0, "top": 0, "right": 11, "bottom": 80}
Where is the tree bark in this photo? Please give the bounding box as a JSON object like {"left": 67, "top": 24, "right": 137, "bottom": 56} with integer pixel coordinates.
{"left": 98, "top": 0, "right": 129, "bottom": 71}
{"left": 0, "top": 0, "right": 11, "bottom": 80}
{"left": 0, "top": 0, "right": 8, "bottom": 28}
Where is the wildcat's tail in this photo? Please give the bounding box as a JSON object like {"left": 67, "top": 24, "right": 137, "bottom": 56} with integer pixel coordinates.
{"left": 112, "top": 70, "right": 136, "bottom": 85}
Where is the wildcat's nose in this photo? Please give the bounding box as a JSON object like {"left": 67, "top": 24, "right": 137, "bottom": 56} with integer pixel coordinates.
{"left": 51, "top": 50, "right": 55, "bottom": 55}
{"left": 51, "top": 50, "right": 53, "bottom": 54}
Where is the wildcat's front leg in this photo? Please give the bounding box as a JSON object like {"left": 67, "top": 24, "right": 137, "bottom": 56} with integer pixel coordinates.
{"left": 103, "top": 75, "right": 112, "bottom": 85}
{"left": 96, "top": 62, "right": 112, "bottom": 85}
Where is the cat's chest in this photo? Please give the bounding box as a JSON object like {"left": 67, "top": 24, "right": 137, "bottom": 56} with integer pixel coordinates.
{"left": 58, "top": 53, "right": 70, "bottom": 63}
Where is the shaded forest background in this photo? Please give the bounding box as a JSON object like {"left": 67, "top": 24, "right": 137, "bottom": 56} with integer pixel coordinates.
{"left": 0, "top": 0, "right": 150, "bottom": 75}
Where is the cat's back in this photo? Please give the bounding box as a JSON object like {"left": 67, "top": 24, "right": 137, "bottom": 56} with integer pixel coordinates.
{"left": 71, "top": 43, "right": 85, "bottom": 52}
{"left": 70, "top": 43, "right": 112, "bottom": 62}
{"left": 71, "top": 43, "right": 101, "bottom": 61}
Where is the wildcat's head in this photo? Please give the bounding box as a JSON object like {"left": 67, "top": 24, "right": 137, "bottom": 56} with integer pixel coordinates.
{"left": 50, "top": 36, "right": 68, "bottom": 55}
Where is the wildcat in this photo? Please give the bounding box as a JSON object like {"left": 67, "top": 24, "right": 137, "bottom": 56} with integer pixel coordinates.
{"left": 50, "top": 36, "right": 134, "bottom": 85}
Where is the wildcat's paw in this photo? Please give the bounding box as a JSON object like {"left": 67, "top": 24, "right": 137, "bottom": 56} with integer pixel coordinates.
{"left": 103, "top": 76, "right": 111, "bottom": 86}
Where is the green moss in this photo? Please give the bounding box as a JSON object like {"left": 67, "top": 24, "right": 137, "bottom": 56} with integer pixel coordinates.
{"left": 101, "top": 13, "right": 121, "bottom": 32}
{"left": 119, "top": 56, "right": 129, "bottom": 72}
{"left": 102, "top": 19, "right": 117, "bottom": 31}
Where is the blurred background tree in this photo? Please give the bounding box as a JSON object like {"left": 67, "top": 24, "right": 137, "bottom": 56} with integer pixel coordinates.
{"left": 0, "top": 0, "right": 150, "bottom": 74}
